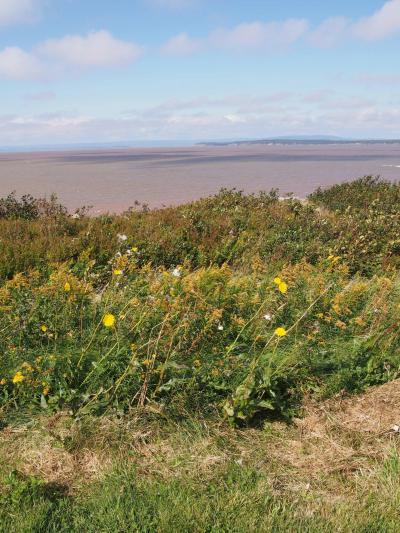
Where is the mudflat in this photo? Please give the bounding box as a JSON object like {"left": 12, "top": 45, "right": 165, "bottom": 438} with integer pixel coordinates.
{"left": 0, "top": 143, "right": 399, "bottom": 212}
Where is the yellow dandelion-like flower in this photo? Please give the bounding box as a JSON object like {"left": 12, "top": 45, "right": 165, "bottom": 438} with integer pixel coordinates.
{"left": 43, "top": 386, "right": 50, "bottom": 396}
{"left": 275, "top": 327, "right": 287, "bottom": 337}
{"left": 102, "top": 313, "right": 116, "bottom": 328}
{"left": 41, "top": 325, "right": 48, "bottom": 333}
{"left": 131, "top": 247, "right": 138, "bottom": 253}
{"left": 113, "top": 269, "right": 123, "bottom": 276}
{"left": 278, "top": 282, "right": 288, "bottom": 294}
{"left": 142, "top": 359, "right": 152, "bottom": 366}
{"left": 12, "top": 371, "right": 25, "bottom": 384}
{"left": 273, "top": 277, "right": 282, "bottom": 285}
{"left": 64, "top": 282, "right": 71, "bottom": 292}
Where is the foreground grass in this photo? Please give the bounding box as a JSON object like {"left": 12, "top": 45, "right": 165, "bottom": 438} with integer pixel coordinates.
{"left": 1, "top": 379, "right": 400, "bottom": 532}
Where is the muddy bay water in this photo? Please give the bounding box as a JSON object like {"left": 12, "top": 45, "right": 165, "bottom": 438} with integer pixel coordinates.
{"left": 0, "top": 143, "right": 399, "bottom": 212}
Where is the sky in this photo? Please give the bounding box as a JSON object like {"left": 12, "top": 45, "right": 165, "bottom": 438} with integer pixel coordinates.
{"left": 0, "top": 0, "right": 400, "bottom": 146}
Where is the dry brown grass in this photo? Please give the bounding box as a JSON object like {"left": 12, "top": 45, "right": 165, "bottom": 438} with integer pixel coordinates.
{"left": 1, "top": 380, "right": 399, "bottom": 498}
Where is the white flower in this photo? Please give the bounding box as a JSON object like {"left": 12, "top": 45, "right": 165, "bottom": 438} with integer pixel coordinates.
{"left": 117, "top": 234, "right": 128, "bottom": 242}
{"left": 72, "top": 213, "right": 80, "bottom": 219}
{"left": 172, "top": 267, "right": 181, "bottom": 278}
{"left": 218, "top": 324, "right": 224, "bottom": 331}
{"left": 263, "top": 314, "right": 272, "bottom": 321}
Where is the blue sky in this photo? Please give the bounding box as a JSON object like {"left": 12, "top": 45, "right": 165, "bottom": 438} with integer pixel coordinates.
{"left": 0, "top": 0, "right": 399, "bottom": 145}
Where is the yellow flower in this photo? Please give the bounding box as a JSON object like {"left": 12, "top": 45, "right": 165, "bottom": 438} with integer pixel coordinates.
{"left": 273, "top": 277, "right": 282, "bottom": 285}
{"left": 64, "top": 282, "right": 71, "bottom": 292}
{"left": 327, "top": 255, "right": 334, "bottom": 261}
{"left": 103, "top": 313, "right": 116, "bottom": 327}
{"left": 278, "top": 282, "right": 288, "bottom": 294}
{"left": 142, "top": 359, "right": 152, "bottom": 366}
{"left": 131, "top": 247, "right": 138, "bottom": 253}
{"left": 12, "top": 371, "right": 25, "bottom": 384}
{"left": 113, "top": 269, "right": 123, "bottom": 276}
{"left": 43, "top": 386, "right": 50, "bottom": 396}
{"left": 275, "top": 327, "right": 287, "bottom": 337}
{"left": 41, "top": 325, "right": 48, "bottom": 332}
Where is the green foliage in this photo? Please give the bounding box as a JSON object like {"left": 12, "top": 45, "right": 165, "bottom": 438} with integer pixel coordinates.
{"left": 1, "top": 178, "right": 400, "bottom": 425}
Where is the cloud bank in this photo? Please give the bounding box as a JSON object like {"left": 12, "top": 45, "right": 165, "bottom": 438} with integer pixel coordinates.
{"left": 0, "top": 0, "right": 39, "bottom": 26}
{"left": 0, "top": 31, "right": 143, "bottom": 81}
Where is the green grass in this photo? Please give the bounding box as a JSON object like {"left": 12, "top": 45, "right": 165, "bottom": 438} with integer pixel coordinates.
{"left": 1, "top": 416, "right": 399, "bottom": 533}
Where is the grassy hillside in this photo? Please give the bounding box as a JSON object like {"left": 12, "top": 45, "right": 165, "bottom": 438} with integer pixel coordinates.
{"left": 1, "top": 176, "right": 400, "bottom": 531}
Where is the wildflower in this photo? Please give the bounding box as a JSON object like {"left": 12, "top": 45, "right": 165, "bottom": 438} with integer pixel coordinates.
{"left": 117, "top": 234, "right": 128, "bottom": 242}
{"left": 218, "top": 324, "right": 224, "bottom": 331}
{"left": 275, "top": 327, "right": 287, "bottom": 337}
{"left": 12, "top": 371, "right": 25, "bottom": 384}
{"left": 273, "top": 277, "right": 282, "bottom": 285}
{"left": 193, "top": 360, "right": 201, "bottom": 367}
{"left": 327, "top": 255, "right": 334, "bottom": 261}
{"left": 113, "top": 269, "right": 123, "bottom": 276}
{"left": 40, "top": 325, "right": 48, "bottom": 333}
{"left": 172, "top": 267, "right": 182, "bottom": 278}
{"left": 278, "top": 282, "right": 288, "bottom": 294}
{"left": 71, "top": 213, "right": 80, "bottom": 219}
{"left": 103, "top": 313, "right": 116, "bottom": 328}
{"left": 43, "top": 386, "right": 50, "bottom": 396}
{"left": 131, "top": 247, "right": 138, "bottom": 253}
{"left": 143, "top": 359, "right": 152, "bottom": 366}
{"left": 263, "top": 314, "right": 272, "bottom": 321}
{"left": 0, "top": 379, "right": 6, "bottom": 385}
{"left": 64, "top": 282, "right": 71, "bottom": 292}
{"left": 354, "top": 316, "right": 365, "bottom": 326}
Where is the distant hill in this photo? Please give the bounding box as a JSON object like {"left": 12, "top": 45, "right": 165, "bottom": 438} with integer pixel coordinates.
{"left": 199, "top": 136, "right": 400, "bottom": 146}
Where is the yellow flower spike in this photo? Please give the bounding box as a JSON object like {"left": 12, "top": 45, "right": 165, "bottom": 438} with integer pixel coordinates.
{"left": 40, "top": 325, "right": 48, "bottom": 333}
{"left": 275, "top": 327, "right": 287, "bottom": 337}
{"left": 64, "top": 282, "right": 71, "bottom": 292}
{"left": 12, "top": 371, "right": 25, "bottom": 384}
{"left": 273, "top": 277, "right": 282, "bottom": 285}
{"left": 103, "top": 313, "right": 116, "bottom": 328}
{"left": 278, "top": 282, "right": 288, "bottom": 294}
{"left": 113, "top": 269, "right": 123, "bottom": 276}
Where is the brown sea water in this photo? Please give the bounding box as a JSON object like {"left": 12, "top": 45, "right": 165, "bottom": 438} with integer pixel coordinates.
{"left": 0, "top": 143, "right": 400, "bottom": 212}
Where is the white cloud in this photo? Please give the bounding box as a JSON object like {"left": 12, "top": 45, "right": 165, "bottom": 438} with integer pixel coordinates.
{"left": 308, "top": 17, "right": 350, "bottom": 47}
{"left": 161, "top": 33, "right": 202, "bottom": 55}
{"left": 210, "top": 19, "right": 309, "bottom": 51}
{"left": 0, "top": 31, "right": 143, "bottom": 81}
{"left": 162, "top": 18, "right": 309, "bottom": 55}
{"left": 0, "top": 0, "right": 39, "bottom": 26}
{"left": 161, "top": 2, "right": 400, "bottom": 56}
{"left": 0, "top": 47, "right": 44, "bottom": 80}
{"left": 352, "top": 0, "right": 400, "bottom": 41}
{"left": 37, "top": 31, "right": 143, "bottom": 68}
{"left": 357, "top": 73, "right": 400, "bottom": 84}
